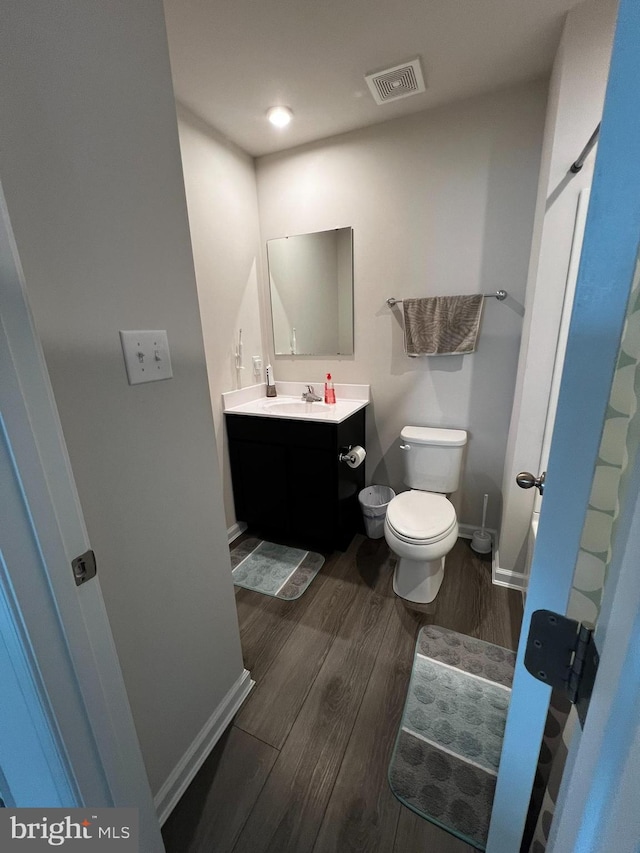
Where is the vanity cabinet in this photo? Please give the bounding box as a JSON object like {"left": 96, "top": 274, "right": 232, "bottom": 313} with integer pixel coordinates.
{"left": 225, "top": 408, "right": 366, "bottom": 550}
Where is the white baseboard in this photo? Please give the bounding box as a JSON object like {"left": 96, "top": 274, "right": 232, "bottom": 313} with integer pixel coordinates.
{"left": 491, "top": 536, "right": 529, "bottom": 592}
{"left": 154, "top": 668, "right": 254, "bottom": 825}
{"left": 457, "top": 524, "right": 526, "bottom": 592}
{"left": 227, "top": 521, "right": 247, "bottom": 544}
{"left": 458, "top": 523, "right": 497, "bottom": 541}
{"left": 492, "top": 565, "right": 528, "bottom": 590}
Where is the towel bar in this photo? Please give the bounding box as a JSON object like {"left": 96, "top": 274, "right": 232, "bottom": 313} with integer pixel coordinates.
{"left": 387, "top": 290, "right": 507, "bottom": 307}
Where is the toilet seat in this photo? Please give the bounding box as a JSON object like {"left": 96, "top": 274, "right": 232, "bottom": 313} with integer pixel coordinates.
{"left": 386, "top": 490, "right": 457, "bottom": 544}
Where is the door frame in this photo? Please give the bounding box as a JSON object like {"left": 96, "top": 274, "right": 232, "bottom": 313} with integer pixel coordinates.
{"left": 0, "top": 184, "right": 165, "bottom": 850}
{"left": 488, "top": 0, "right": 640, "bottom": 847}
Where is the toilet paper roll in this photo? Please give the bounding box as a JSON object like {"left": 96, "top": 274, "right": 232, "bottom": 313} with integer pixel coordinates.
{"left": 345, "top": 445, "right": 366, "bottom": 469}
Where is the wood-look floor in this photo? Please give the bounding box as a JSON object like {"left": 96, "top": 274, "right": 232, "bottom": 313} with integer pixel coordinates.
{"left": 162, "top": 534, "right": 523, "bottom": 853}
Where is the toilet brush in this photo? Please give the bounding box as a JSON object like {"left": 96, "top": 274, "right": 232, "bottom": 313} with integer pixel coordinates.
{"left": 471, "top": 493, "right": 492, "bottom": 554}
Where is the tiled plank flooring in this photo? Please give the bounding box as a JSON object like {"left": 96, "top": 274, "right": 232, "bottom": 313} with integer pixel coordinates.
{"left": 162, "top": 534, "right": 522, "bottom": 853}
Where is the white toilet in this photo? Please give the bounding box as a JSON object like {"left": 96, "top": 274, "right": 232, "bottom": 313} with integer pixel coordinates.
{"left": 384, "top": 426, "right": 467, "bottom": 604}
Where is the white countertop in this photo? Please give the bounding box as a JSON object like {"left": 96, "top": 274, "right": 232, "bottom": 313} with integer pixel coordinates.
{"left": 222, "top": 382, "right": 369, "bottom": 424}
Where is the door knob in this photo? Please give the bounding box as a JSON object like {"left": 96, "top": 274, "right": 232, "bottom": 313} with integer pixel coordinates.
{"left": 516, "top": 471, "right": 546, "bottom": 495}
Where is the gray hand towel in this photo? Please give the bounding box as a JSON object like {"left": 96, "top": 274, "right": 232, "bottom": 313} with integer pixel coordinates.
{"left": 403, "top": 294, "right": 484, "bottom": 356}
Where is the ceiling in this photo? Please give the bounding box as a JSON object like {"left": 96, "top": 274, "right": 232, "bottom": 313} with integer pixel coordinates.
{"left": 163, "top": 0, "right": 581, "bottom": 158}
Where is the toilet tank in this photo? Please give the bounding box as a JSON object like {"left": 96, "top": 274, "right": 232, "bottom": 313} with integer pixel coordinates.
{"left": 400, "top": 426, "right": 467, "bottom": 493}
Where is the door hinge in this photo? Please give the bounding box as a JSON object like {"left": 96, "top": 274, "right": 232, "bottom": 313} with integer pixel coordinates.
{"left": 71, "top": 549, "right": 97, "bottom": 587}
{"left": 524, "top": 609, "right": 599, "bottom": 728}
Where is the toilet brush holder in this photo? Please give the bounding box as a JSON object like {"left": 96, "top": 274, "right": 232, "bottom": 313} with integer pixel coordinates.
{"left": 470, "top": 529, "right": 492, "bottom": 554}
{"left": 470, "top": 492, "right": 492, "bottom": 554}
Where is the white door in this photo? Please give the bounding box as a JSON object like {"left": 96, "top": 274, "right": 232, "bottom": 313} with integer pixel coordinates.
{"left": 522, "top": 188, "right": 590, "bottom": 589}
{"left": 488, "top": 0, "right": 640, "bottom": 848}
{"left": 534, "top": 187, "right": 590, "bottom": 513}
{"left": 0, "top": 186, "right": 165, "bottom": 851}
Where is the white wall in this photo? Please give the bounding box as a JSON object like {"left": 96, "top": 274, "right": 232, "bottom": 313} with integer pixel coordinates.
{"left": 0, "top": 0, "right": 245, "bottom": 799}
{"left": 176, "top": 105, "right": 264, "bottom": 529}
{"left": 255, "top": 82, "right": 546, "bottom": 528}
{"left": 500, "top": 0, "right": 618, "bottom": 573}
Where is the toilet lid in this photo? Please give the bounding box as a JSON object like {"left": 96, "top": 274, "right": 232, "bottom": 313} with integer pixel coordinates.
{"left": 386, "top": 491, "right": 457, "bottom": 544}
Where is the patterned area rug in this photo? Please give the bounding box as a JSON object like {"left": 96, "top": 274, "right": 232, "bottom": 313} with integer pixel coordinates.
{"left": 388, "top": 626, "right": 516, "bottom": 850}
{"left": 230, "top": 538, "right": 324, "bottom": 600}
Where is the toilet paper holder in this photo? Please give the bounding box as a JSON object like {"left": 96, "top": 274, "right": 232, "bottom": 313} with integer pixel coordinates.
{"left": 338, "top": 445, "right": 354, "bottom": 464}
{"left": 338, "top": 445, "right": 366, "bottom": 468}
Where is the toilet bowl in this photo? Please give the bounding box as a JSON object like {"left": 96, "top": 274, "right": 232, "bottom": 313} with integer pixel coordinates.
{"left": 384, "top": 491, "right": 458, "bottom": 603}
{"left": 383, "top": 426, "right": 467, "bottom": 604}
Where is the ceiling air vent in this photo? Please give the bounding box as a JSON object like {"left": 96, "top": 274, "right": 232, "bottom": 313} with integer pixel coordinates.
{"left": 365, "top": 58, "right": 426, "bottom": 105}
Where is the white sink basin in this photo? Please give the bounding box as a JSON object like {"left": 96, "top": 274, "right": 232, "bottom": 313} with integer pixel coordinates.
{"left": 262, "top": 400, "right": 332, "bottom": 415}
{"left": 222, "top": 386, "right": 370, "bottom": 424}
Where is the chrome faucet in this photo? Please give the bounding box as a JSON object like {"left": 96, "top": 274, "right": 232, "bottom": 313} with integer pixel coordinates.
{"left": 302, "top": 384, "right": 322, "bottom": 402}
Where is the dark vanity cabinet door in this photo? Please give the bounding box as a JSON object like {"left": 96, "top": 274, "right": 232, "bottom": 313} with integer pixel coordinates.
{"left": 225, "top": 408, "right": 366, "bottom": 550}
{"left": 228, "top": 438, "right": 288, "bottom": 531}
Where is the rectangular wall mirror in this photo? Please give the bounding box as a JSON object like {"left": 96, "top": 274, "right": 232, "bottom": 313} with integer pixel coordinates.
{"left": 267, "top": 227, "right": 354, "bottom": 356}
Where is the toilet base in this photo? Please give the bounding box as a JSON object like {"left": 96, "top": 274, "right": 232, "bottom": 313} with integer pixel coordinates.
{"left": 393, "top": 555, "right": 445, "bottom": 604}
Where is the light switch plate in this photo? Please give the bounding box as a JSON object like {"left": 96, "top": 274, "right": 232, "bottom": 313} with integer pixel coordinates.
{"left": 119, "top": 330, "right": 173, "bottom": 385}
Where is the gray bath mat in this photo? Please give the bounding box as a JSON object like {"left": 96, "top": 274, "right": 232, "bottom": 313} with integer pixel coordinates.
{"left": 230, "top": 538, "right": 324, "bottom": 600}
{"left": 388, "top": 625, "right": 516, "bottom": 850}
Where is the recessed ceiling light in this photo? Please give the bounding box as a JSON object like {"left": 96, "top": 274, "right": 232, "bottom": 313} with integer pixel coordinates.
{"left": 267, "top": 106, "right": 293, "bottom": 128}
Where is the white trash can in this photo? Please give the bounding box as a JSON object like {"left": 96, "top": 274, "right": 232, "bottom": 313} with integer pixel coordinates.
{"left": 358, "top": 485, "right": 396, "bottom": 539}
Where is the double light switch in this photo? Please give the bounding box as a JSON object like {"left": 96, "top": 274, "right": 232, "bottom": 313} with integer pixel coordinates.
{"left": 119, "top": 330, "right": 173, "bottom": 385}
